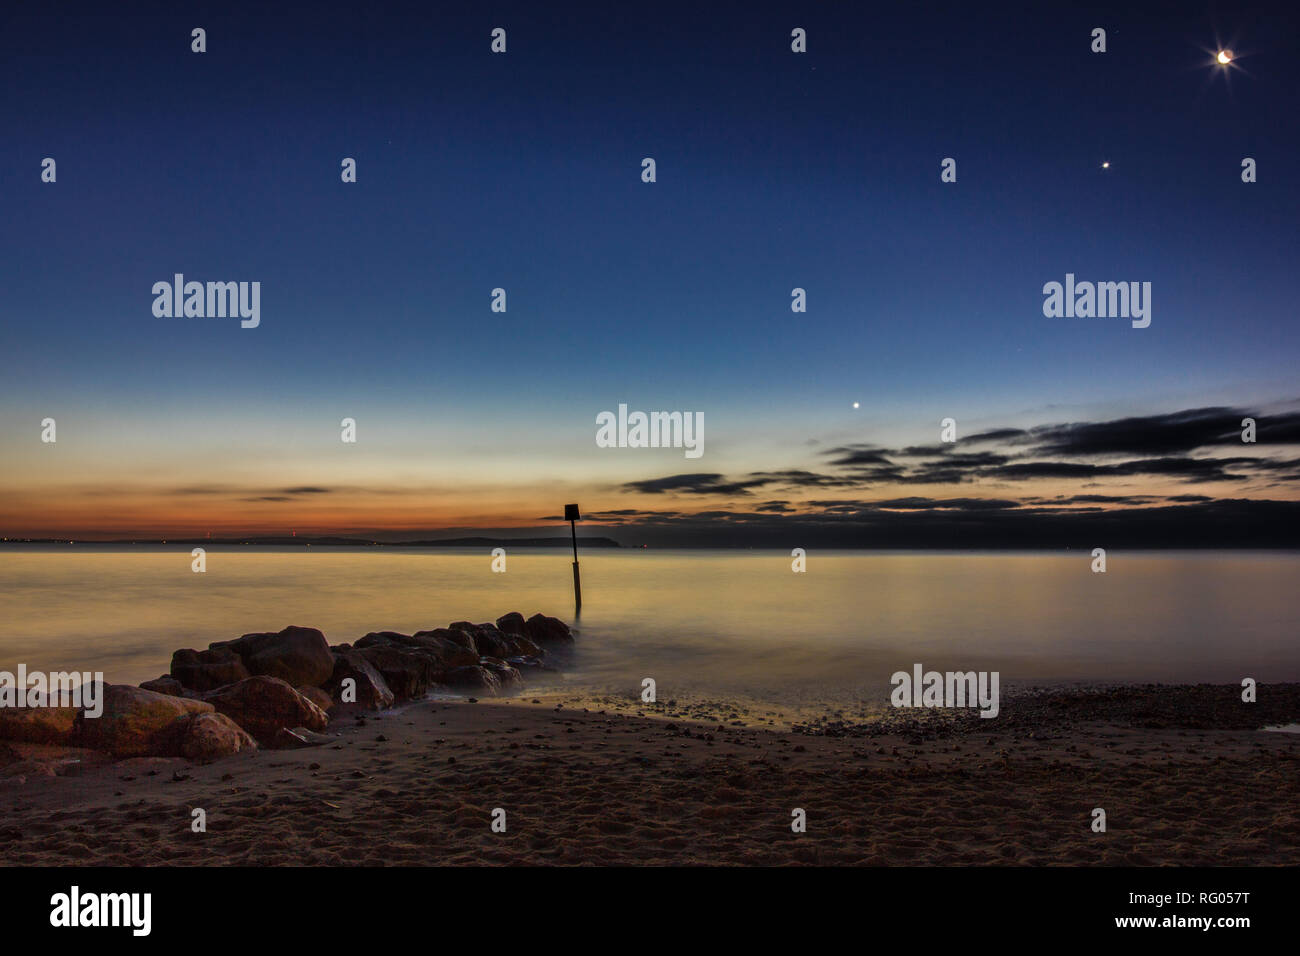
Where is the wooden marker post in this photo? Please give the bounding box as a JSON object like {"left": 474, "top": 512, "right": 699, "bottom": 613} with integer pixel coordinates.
{"left": 564, "top": 503, "right": 582, "bottom": 614}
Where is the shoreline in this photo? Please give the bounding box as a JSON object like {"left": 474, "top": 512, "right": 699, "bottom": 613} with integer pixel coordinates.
{"left": 4, "top": 682, "right": 1298, "bottom": 866}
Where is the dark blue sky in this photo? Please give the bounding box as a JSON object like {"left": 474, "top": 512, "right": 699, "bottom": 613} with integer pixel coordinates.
{"left": 2, "top": 0, "right": 1297, "bottom": 542}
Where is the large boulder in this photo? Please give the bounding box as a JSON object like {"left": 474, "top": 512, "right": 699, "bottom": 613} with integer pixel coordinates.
{"left": 0, "top": 706, "right": 80, "bottom": 746}
{"left": 170, "top": 646, "right": 250, "bottom": 692}
{"left": 139, "top": 676, "right": 186, "bottom": 697}
{"left": 323, "top": 648, "right": 394, "bottom": 711}
{"left": 479, "top": 660, "right": 524, "bottom": 693}
{"left": 432, "top": 627, "right": 478, "bottom": 654}
{"left": 355, "top": 644, "right": 439, "bottom": 700}
{"left": 496, "top": 612, "right": 528, "bottom": 637}
{"left": 355, "top": 631, "right": 410, "bottom": 649}
{"left": 443, "top": 665, "right": 503, "bottom": 696}
{"left": 296, "top": 686, "right": 334, "bottom": 713}
{"left": 202, "top": 676, "right": 329, "bottom": 744}
{"left": 77, "top": 684, "right": 214, "bottom": 757}
{"left": 408, "top": 631, "right": 480, "bottom": 669}
{"left": 505, "top": 633, "right": 543, "bottom": 658}
{"left": 469, "top": 624, "right": 513, "bottom": 659}
{"left": 525, "top": 613, "right": 573, "bottom": 645}
{"left": 211, "top": 626, "right": 334, "bottom": 687}
{"left": 180, "top": 712, "right": 257, "bottom": 762}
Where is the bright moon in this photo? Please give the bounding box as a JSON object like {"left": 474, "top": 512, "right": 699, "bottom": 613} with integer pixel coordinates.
{"left": 852, "top": 402, "right": 860, "bottom": 409}
{"left": 1217, "top": 50, "right": 1232, "bottom": 64}
{"left": 1101, "top": 161, "right": 1109, "bottom": 169}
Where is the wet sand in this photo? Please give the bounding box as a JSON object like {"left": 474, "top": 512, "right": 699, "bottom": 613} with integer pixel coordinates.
{"left": 3, "top": 684, "right": 1298, "bottom": 866}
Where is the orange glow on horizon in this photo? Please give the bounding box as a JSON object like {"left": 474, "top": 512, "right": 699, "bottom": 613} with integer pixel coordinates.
{"left": 0, "top": 472, "right": 1288, "bottom": 540}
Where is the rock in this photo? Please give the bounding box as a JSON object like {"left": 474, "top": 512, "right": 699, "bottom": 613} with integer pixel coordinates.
{"left": 170, "top": 646, "right": 250, "bottom": 692}
{"left": 505, "top": 633, "right": 543, "bottom": 658}
{"left": 443, "top": 665, "right": 503, "bottom": 696}
{"left": 352, "top": 630, "right": 475, "bottom": 670}
{"left": 480, "top": 660, "right": 524, "bottom": 692}
{"left": 180, "top": 712, "right": 257, "bottom": 762}
{"left": 323, "top": 649, "right": 395, "bottom": 711}
{"left": 470, "top": 624, "right": 513, "bottom": 659}
{"left": 495, "top": 611, "right": 528, "bottom": 636}
{"left": 355, "top": 644, "right": 440, "bottom": 700}
{"left": 77, "top": 684, "right": 214, "bottom": 758}
{"left": 408, "top": 631, "right": 480, "bottom": 668}
{"left": 0, "top": 705, "right": 80, "bottom": 746}
{"left": 139, "top": 676, "right": 185, "bottom": 697}
{"left": 202, "top": 676, "right": 329, "bottom": 744}
{"left": 270, "top": 726, "right": 336, "bottom": 749}
{"left": 525, "top": 613, "right": 574, "bottom": 645}
{"left": 297, "top": 686, "right": 334, "bottom": 713}
{"left": 354, "top": 630, "right": 410, "bottom": 649}
{"left": 211, "top": 626, "right": 334, "bottom": 687}
{"left": 435, "top": 628, "right": 479, "bottom": 654}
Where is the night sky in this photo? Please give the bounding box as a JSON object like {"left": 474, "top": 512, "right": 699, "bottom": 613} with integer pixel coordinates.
{"left": 2, "top": 1, "right": 1297, "bottom": 545}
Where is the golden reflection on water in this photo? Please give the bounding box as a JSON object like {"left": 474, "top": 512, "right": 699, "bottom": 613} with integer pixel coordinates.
{"left": 1, "top": 548, "right": 1296, "bottom": 700}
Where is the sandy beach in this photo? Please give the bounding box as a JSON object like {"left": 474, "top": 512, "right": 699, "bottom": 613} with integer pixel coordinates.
{"left": 4, "top": 684, "right": 1298, "bottom": 866}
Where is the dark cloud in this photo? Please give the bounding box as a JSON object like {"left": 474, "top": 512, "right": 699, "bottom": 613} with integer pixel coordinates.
{"left": 748, "top": 469, "right": 866, "bottom": 488}
{"left": 964, "top": 428, "right": 1030, "bottom": 444}
{"left": 622, "top": 473, "right": 770, "bottom": 495}
{"left": 624, "top": 406, "right": 1300, "bottom": 509}
{"left": 1026, "top": 407, "right": 1278, "bottom": 456}
{"left": 1050, "top": 494, "right": 1159, "bottom": 505}
{"left": 599, "top": 402, "right": 1300, "bottom": 546}
{"left": 869, "top": 497, "right": 1022, "bottom": 511}
{"left": 894, "top": 444, "right": 952, "bottom": 457}
{"left": 593, "top": 499, "right": 1300, "bottom": 549}
{"left": 990, "top": 456, "right": 1258, "bottom": 482}
{"left": 169, "top": 484, "right": 336, "bottom": 498}
{"left": 821, "top": 445, "right": 896, "bottom": 467}
{"left": 1259, "top": 416, "right": 1300, "bottom": 444}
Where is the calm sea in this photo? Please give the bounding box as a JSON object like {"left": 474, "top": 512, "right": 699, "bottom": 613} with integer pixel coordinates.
{"left": 1, "top": 547, "right": 1297, "bottom": 704}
